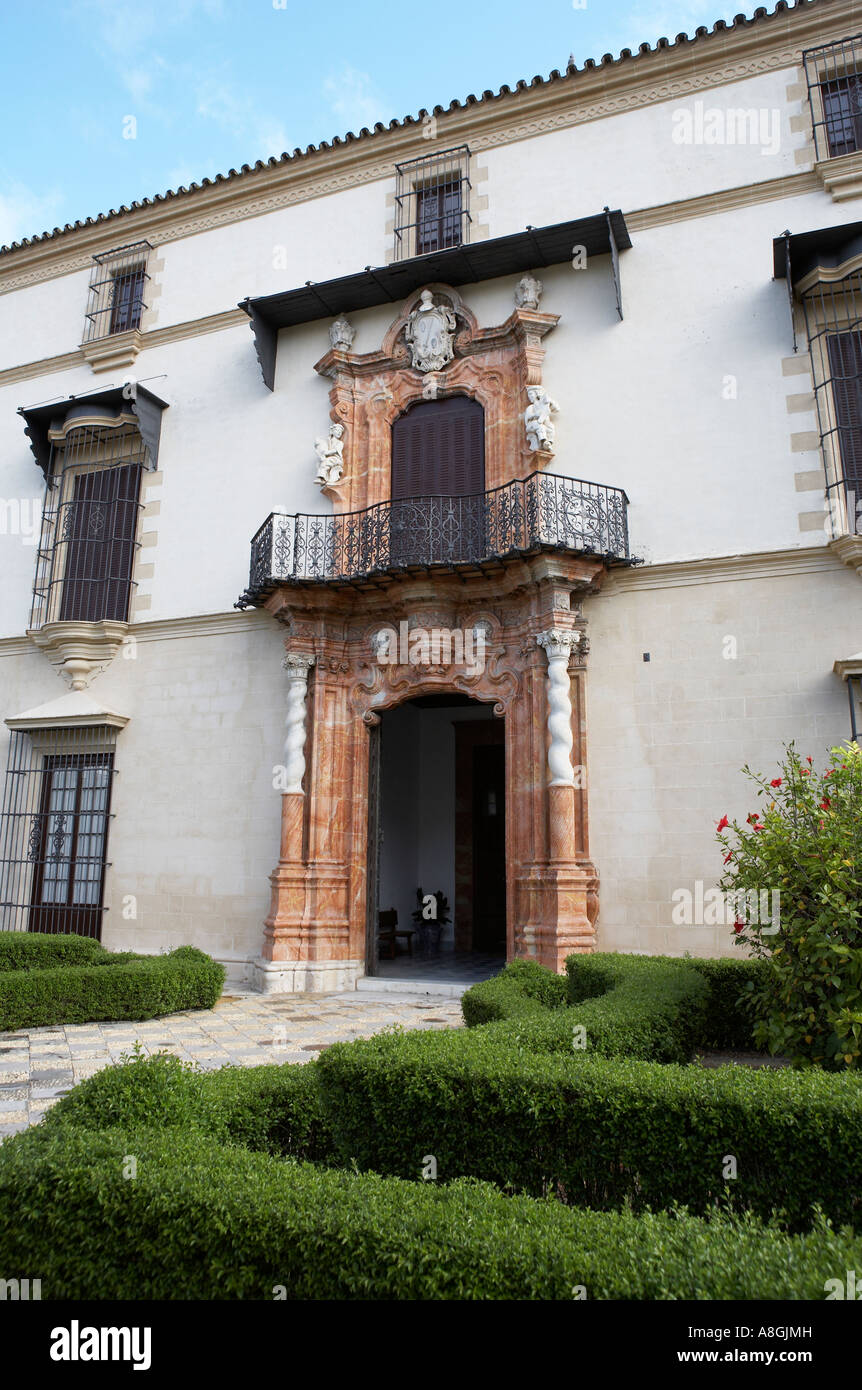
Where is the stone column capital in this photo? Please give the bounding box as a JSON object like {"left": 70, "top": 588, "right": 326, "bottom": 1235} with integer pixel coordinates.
{"left": 283, "top": 651, "right": 316, "bottom": 680}
{"left": 536, "top": 629, "right": 580, "bottom": 663}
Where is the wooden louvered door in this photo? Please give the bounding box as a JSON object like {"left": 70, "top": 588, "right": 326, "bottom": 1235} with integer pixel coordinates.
{"left": 390, "top": 397, "right": 485, "bottom": 567}
{"left": 827, "top": 333, "right": 862, "bottom": 519}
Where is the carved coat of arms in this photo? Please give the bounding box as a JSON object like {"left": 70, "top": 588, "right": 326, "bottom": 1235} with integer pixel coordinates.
{"left": 404, "top": 290, "right": 457, "bottom": 373}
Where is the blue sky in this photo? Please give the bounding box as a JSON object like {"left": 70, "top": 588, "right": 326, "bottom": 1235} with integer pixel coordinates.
{"left": 0, "top": 0, "right": 747, "bottom": 248}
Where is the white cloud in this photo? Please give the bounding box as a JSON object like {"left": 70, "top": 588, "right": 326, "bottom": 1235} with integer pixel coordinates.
{"left": 323, "top": 65, "right": 386, "bottom": 133}
{"left": 0, "top": 183, "right": 64, "bottom": 248}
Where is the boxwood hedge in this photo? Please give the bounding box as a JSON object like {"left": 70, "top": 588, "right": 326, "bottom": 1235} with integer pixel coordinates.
{"left": 0, "top": 935, "right": 225, "bottom": 1028}
{"left": 1, "top": 1116, "right": 858, "bottom": 1300}
{"left": 315, "top": 954, "right": 862, "bottom": 1229}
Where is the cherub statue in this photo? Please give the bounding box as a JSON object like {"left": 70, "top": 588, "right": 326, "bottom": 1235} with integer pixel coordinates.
{"left": 314, "top": 422, "right": 345, "bottom": 487}
{"left": 524, "top": 386, "right": 559, "bottom": 452}
{"left": 515, "top": 272, "right": 543, "bottom": 310}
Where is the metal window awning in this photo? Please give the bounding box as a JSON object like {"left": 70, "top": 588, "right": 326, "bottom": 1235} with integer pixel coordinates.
{"left": 18, "top": 383, "right": 169, "bottom": 479}
{"left": 773, "top": 221, "right": 862, "bottom": 284}
{"left": 241, "top": 209, "right": 631, "bottom": 390}
{"left": 773, "top": 222, "right": 862, "bottom": 352}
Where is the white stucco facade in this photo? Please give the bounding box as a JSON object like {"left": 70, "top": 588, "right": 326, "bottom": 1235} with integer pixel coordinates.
{"left": 1, "top": 2, "right": 860, "bottom": 982}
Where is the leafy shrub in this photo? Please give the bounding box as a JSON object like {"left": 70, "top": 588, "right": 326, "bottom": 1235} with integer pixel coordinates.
{"left": 0, "top": 945, "right": 225, "bottom": 1029}
{"left": 1, "top": 1121, "right": 858, "bottom": 1300}
{"left": 718, "top": 743, "right": 862, "bottom": 1069}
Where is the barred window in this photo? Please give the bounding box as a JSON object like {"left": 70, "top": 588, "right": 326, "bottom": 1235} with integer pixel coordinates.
{"left": 83, "top": 241, "right": 151, "bottom": 343}
{"left": 800, "top": 271, "right": 862, "bottom": 535}
{"left": 0, "top": 725, "right": 118, "bottom": 939}
{"left": 394, "top": 147, "right": 471, "bottom": 261}
{"left": 804, "top": 36, "right": 862, "bottom": 161}
{"left": 29, "top": 405, "right": 146, "bottom": 629}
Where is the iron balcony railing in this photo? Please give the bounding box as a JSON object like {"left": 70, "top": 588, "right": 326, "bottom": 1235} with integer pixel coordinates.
{"left": 236, "top": 471, "right": 630, "bottom": 606}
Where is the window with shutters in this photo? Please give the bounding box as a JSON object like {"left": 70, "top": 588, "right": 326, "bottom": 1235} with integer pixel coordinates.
{"left": 393, "top": 148, "right": 471, "bottom": 261}
{"left": 389, "top": 396, "right": 485, "bottom": 565}
{"left": 30, "top": 408, "right": 146, "bottom": 629}
{"left": 804, "top": 36, "right": 862, "bottom": 161}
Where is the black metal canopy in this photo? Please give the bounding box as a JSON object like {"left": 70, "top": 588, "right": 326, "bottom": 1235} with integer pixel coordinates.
{"left": 241, "top": 209, "right": 631, "bottom": 389}
{"left": 773, "top": 220, "right": 862, "bottom": 284}
{"left": 19, "top": 383, "right": 169, "bottom": 479}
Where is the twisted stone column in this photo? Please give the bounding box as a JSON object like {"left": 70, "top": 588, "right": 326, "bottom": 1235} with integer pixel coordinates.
{"left": 282, "top": 653, "right": 315, "bottom": 794}
{"left": 536, "top": 629, "right": 579, "bottom": 786}
{"left": 537, "top": 629, "right": 580, "bottom": 866}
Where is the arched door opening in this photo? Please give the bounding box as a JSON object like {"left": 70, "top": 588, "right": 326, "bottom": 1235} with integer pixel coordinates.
{"left": 367, "top": 693, "right": 506, "bottom": 983}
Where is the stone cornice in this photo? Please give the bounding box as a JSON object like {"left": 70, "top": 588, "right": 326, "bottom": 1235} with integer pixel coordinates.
{"left": 0, "top": 1, "right": 850, "bottom": 295}
{"left": 600, "top": 544, "right": 842, "bottom": 592}
{"left": 0, "top": 607, "right": 272, "bottom": 658}
{"left": 0, "top": 307, "right": 247, "bottom": 389}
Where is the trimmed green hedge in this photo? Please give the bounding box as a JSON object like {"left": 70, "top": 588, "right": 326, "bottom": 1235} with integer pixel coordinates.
{"left": 462, "top": 954, "right": 709, "bottom": 1061}
{"left": 683, "top": 956, "right": 771, "bottom": 1050}
{"left": 41, "top": 1050, "right": 333, "bottom": 1162}
{"left": 0, "top": 942, "right": 225, "bottom": 1029}
{"left": 1, "top": 1119, "right": 858, "bottom": 1300}
{"left": 311, "top": 954, "right": 862, "bottom": 1229}
{"left": 0, "top": 932, "right": 108, "bottom": 973}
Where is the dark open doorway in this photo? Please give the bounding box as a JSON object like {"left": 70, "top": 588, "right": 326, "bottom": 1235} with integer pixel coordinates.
{"left": 366, "top": 693, "right": 506, "bottom": 984}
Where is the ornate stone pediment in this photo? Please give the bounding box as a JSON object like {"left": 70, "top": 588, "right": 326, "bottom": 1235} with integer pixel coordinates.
{"left": 312, "top": 283, "right": 560, "bottom": 516}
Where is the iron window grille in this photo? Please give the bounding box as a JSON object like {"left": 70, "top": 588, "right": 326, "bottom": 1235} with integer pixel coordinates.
{"left": 82, "top": 241, "right": 152, "bottom": 343}
{"left": 29, "top": 408, "right": 147, "bottom": 630}
{"left": 803, "top": 36, "right": 862, "bottom": 161}
{"left": 394, "top": 146, "right": 471, "bottom": 260}
{"left": 800, "top": 269, "right": 862, "bottom": 538}
{"left": 0, "top": 725, "right": 118, "bottom": 938}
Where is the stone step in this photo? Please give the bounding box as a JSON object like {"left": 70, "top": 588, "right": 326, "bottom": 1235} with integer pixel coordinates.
{"left": 355, "top": 977, "right": 468, "bottom": 999}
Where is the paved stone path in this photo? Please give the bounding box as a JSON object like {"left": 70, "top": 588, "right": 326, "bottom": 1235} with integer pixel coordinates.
{"left": 0, "top": 989, "right": 463, "bottom": 1139}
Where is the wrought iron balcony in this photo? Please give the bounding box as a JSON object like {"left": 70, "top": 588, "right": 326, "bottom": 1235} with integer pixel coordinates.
{"left": 236, "top": 470, "right": 630, "bottom": 606}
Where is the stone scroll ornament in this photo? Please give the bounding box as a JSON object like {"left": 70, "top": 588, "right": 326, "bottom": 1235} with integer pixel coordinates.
{"left": 313, "top": 422, "right": 345, "bottom": 487}
{"left": 524, "top": 387, "right": 559, "bottom": 453}
{"left": 282, "top": 653, "right": 315, "bottom": 794}
{"left": 404, "top": 290, "right": 457, "bottom": 373}
{"left": 536, "top": 630, "right": 580, "bottom": 785}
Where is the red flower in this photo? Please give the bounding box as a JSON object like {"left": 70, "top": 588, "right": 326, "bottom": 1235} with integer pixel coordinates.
{"left": 716, "top": 815, "right": 729, "bottom": 832}
{"left": 806, "top": 756, "right": 813, "bottom": 764}
{"left": 733, "top": 921, "right": 745, "bottom": 934}
{"left": 801, "top": 769, "right": 810, "bottom": 777}
{"left": 770, "top": 778, "right": 782, "bottom": 788}
{"left": 746, "top": 813, "right": 760, "bottom": 825}
{"left": 754, "top": 824, "right": 765, "bottom": 831}
{"left": 820, "top": 798, "right": 831, "bottom": 810}
{"left": 723, "top": 851, "right": 733, "bottom": 864}
{"left": 824, "top": 770, "right": 833, "bottom": 778}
